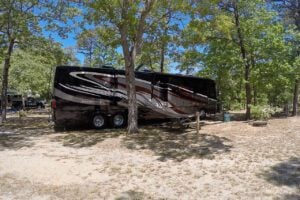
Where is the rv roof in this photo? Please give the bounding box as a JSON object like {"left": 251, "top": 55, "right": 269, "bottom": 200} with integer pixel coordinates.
{"left": 56, "top": 65, "right": 214, "bottom": 82}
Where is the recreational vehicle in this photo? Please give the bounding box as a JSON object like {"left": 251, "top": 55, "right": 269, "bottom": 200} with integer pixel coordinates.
{"left": 52, "top": 66, "right": 217, "bottom": 129}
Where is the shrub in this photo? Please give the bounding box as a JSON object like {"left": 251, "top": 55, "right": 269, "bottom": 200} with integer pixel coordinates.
{"left": 231, "top": 103, "right": 244, "bottom": 111}
{"left": 19, "top": 110, "right": 27, "bottom": 118}
{"left": 251, "top": 105, "right": 276, "bottom": 120}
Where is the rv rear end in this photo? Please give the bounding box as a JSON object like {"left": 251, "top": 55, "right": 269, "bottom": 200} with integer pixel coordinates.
{"left": 51, "top": 66, "right": 127, "bottom": 130}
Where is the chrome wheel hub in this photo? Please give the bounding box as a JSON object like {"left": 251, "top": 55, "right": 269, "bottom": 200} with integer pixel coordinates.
{"left": 93, "top": 115, "right": 104, "bottom": 128}
{"left": 113, "top": 114, "right": 124, "bottom": 127}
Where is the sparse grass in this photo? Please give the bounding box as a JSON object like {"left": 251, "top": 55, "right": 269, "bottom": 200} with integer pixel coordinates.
{"left": 0, "top": 114, "right": 300, "bottom": 199}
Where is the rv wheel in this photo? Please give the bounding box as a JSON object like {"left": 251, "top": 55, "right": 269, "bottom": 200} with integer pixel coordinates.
{"left": 112, "top": 113, "right": 126, "bottom": 128}
{"left": 92, "top": 114, "right": 106, "bottom": 129}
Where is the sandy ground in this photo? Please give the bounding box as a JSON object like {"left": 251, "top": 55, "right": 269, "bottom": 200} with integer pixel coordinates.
{"left": 0, "top": 113, "right": 299, "bottom": 200}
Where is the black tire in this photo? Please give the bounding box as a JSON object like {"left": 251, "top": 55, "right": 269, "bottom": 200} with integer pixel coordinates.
{"left": 54, "top": 123, "right": 65, "bottom": 132}
{"left": 111, "top": 112, "right": 126, "bottom": 128}
{"left": 92, "top": 114, "right": 107, "bottom": 129}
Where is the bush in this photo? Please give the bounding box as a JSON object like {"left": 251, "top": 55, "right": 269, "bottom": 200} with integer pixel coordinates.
{"left": 19, "top": 110, "right": 27, "bottom": 118}
{"left": 251, "top": 105, "right": 276, "bottom": 120}
{"left": 231, "top": 103, "right": 244, "bottom": 111}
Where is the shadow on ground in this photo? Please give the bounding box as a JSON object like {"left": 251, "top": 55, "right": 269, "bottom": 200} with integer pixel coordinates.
{"left": 259, "top": 157, "right": 300, "bottom": 187}
{"left": 52, "top": 129, "right": 125, "bottom": 148}
{"left": 0, "top": 117, "right": 52, "bottom": 151}
{"left": 278, "top": 194, "right": 300, "bottom": 200}
{"left": 0, "top": 116, "right": 125, "bottom": 149}
{"left": 1, "top": 116, "right": 232, "bottom": 162}
{"left": 259, "top": 157, "right": 300, "bottom": 199}
{"left": 123, "top": 128, "right": 232, "bottom": 162}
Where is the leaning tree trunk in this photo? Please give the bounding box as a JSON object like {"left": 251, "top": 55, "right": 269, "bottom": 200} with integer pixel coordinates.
{"left": 292, "top": 79, "right": 299, "bottom": 116}
{"left": 1, "top": 39, "right": 15, "bottom": 122}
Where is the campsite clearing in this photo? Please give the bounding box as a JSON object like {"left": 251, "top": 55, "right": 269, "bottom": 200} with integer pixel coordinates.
{"left": 0, "top": 113, "right": 299, "bottom": 199}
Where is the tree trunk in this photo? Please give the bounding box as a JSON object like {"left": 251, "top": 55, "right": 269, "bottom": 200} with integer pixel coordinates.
{"left": 292, "top": 0, "right": 300, "bottom": 116}
{"left": 251, "top": 55, "right": 257, "bottom": 106}
{"left": 22, "top": 96, "right": 25, "bottom": 110}
{"left": 160, "top": 41, "right": 165, "bottom": 73}
{"left": 292, "top": 79, "right": 299, "bottom": 116}
{"left": 233, "top": 2, "right": 251, "bottom": 120}
{"left": 244, "top": 65, "right": 251, "bottom": 120}
{"left": 89, "top": 51, "right": 92, "bottom": 67}
{"left": 238, "top": 76, "right": 243, "bottom": 104}
{"left": 149, "top": 56, "right": 154, "bottom": 71}
{"left": 253, "top": 85, "right": 257, "bottom": 106}
{"left": 125, "top": 53, "right": 139, "bottom": 133}
{"left": 160, "top": 8, "right": 171, "bottom": 73}
{"left": 120, "top": 30, "right": 139, "bottom": 134}
{"left": 118, "top": 0, "right": 154, "bottom": 133}
{"left": 1, "top": 39, "right": 15, "bottom": 122}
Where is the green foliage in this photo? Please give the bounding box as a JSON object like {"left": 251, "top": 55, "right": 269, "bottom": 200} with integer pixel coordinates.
{"left": 183, "top": 0, "right": 295, "bottom": 109}
{"left": 250, "top": 105, "right": 276, "bottom": 120}
{"left": 76, "top": 28, "right": 122, "bottom": 67}
{"left": 63, "top": 47, "right": 81, "bottom": 66}
{"left": 0, "top": 0, "right": 40, "bottom": 42}
{"left": 7, "top": 38, "right": 72, "bottom": 99}
{"left": 84, "top": 0, "right": 186, "bottom": 70}
{"left": 19, "top": 110, "right": 27, "bottom": 118}
{"left": 9, "top": 49, "right": 53, "bottom": 99}
{"left": 231, "top": 103, "right": 244, "bottom": 111}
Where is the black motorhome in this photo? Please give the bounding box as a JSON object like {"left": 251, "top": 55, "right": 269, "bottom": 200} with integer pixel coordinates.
{"left": 52, "top": 66, "right": 217, "bottom": 129}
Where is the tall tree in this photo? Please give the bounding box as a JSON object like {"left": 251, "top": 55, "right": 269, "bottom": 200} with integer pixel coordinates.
{"left": 271, "top": 0, "right": 300, "bottom": 116}
{"left": 63, "top": 46, "right": 81, "bottom": 66}
{"left": 0, "top": 0, "right": 79, "bottom": 121}
{"left": 76, "top": 29, "right": 99, "bottom": 67}
{"left": 4, "top": 36, "right": 76, "bottom": 101}
{"left": 231, "top": 0, "right": 252, "bottom": 119}
{"left": 76, "top": 28, "right": 120, "bottom": 67}
{"left": 183, "top": 0, "right": 290, "bottom": 118}
{"left": 139, "top": 0, "right": 187, "bottom": 73}
{"left": 144, "top": 1, "right": 174, "bottom": 72}
{"left": 0, "top": 0, "right": 40, "bottom": 121}
{"left": 86, "top": 0, "right": 158, "bottom": 133}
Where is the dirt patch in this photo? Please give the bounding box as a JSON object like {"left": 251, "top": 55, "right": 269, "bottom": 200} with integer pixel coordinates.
{"left": 0, "top": 114, "right": 300, "bottom": 199}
